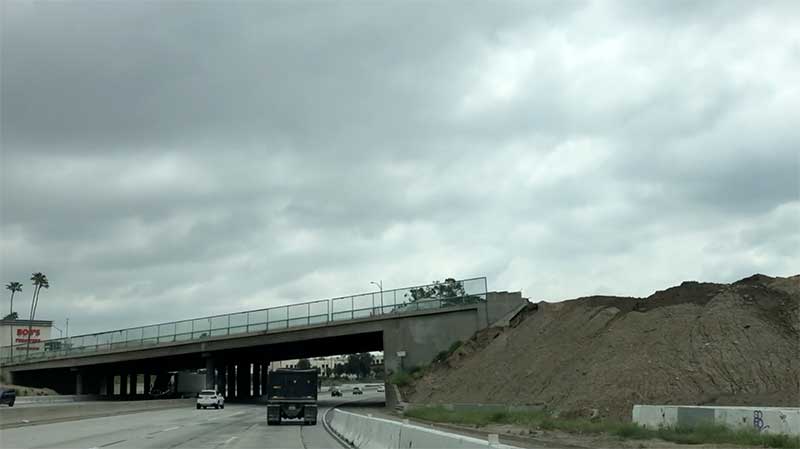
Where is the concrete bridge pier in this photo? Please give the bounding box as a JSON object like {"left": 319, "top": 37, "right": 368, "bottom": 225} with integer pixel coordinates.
{"left": 129, "top": 372, "right": 137, "bottom": 397}
{"left": 217, "top": 365, "right": 227, "bottom": 396}
{"left": 74, "top": 371, "right": 84, "bottom": 395}
{"left": 261, "top": 362, "right": 268, "bottom": 395}
{"left": 204, "top": 355, "right": 215, "bottom": 390}
{"left": 143, "top": 372, "right": 152, "bottom": 396}
{"left": 118, "top": 373, "right": 127, "bottom": 397}
{"left": 226, "top": 364, "right": 236, "bottom": 398}
{"left": 252, "top": 363, "right": 261, "bottom": 396}
{"left": 236, "top": 360, "right": 251, "bottom": 399}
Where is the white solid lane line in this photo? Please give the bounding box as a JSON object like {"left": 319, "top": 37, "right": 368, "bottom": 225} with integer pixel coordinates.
{"left": 161, "top": 426, "right": 180, "bottom": 432}
{"left": 223, "top": 436, "right": 238, "bottom": 445}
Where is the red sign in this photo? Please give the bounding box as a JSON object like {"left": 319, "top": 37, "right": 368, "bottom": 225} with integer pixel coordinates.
{"left": 17, "top": 328, "right": 42, "bottom": 336}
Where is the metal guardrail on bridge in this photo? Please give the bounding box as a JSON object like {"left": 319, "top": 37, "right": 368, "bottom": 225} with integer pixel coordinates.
{"left": 2, "top": 277, "right": 487, "bottom": 363}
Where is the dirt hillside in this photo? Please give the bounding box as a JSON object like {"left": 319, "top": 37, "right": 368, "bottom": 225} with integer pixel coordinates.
{"left": 404, "top": 274, "right": 800, "bottom": 420}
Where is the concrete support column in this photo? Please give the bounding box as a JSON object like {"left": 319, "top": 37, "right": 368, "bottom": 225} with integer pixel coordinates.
{"left": 106, "top": 374, "right": 115, "bottom": 396}
{"left": 129, "top": 372, "right": 137, "bottom": 398}
{"left": 227, "top": 364, "right": 236, "bottom": 399}
{"left": 205, "top": 357, "right": 216, "bottom": 390}
{"left": 144, "top": 373, "right": 152, "bottom": 396}
{"left": 119, "top": 373, "right": 128, "bottom": 397}
{"left": 217, "top": 365, "right": 228, "bottom": 398}
{"left": 237, "top": 361, "right": 251, "bottom": 399}
{"left": 261, "top": 363, "right": 268, "bottom": 395}
{"left": 75, "top": 372, "right": 84, "bottom": 395}
{"left": 252, "top": 363, "right": 261, "bottom": 397}
{"left": 1, "top": 370, "right": 14, "bottom": 386}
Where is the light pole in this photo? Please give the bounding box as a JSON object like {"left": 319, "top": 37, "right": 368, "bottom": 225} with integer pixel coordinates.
{"left": 370, "top": 281, "right": 384, "bottom": 314}
{"left": 50, "top": 325, "right": 64, "bottom": 353}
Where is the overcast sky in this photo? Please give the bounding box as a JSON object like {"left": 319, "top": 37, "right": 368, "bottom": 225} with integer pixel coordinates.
{"left": 1, "top": 1, "right": 798, "bottom": 336}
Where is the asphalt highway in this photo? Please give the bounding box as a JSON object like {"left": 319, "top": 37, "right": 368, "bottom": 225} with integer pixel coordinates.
{"left": 0, "top": 392, "right": 384, "bottom": 449}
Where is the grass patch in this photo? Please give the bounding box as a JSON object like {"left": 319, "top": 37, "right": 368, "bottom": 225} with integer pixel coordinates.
{"left": 404, "top": 406, "right": 800, "bottom": 448}
{"left": 650, "top": 424, "right": 800, "bottom": 448}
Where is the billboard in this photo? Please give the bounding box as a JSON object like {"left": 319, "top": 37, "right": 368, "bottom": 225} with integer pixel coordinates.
{"left": 0, "top": 320, "right": 53, "bottom": 355}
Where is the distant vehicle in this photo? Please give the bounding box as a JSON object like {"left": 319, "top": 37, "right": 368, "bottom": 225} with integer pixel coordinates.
{"left": 377, "top": 385, "right": 385, "bottom": 393}
{"left": 0, "top": 388, "right": 16, "bottom": 407}
{"left": 330, "top": 386, "right": 342, "bottom": 397}
{"left": 196, "top": 389, "right": 224, "bottom": 410}
{"left": 267, "top": 369, "right": 318, "bottom": 425}
{"left": 352, "top": 386, "right": 363, "bottom": 395}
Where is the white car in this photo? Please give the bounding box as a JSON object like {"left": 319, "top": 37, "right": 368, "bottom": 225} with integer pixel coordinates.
{"left": 196, "top": 390, "right": 224, "bottom": 409}
{"left": 377, "top": 385, "right": 385, "bottom": 393}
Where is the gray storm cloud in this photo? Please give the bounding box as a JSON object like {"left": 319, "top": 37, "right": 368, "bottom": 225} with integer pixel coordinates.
{"left": 1, "top": 1, "right": 798, "bottom": 335}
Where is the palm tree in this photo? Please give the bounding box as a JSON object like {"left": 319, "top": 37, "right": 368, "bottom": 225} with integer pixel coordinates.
{"left": 30, "top": 272, "right": 49, "bottom": 321}
{"left": 5, "top": 281, "right": 22, "bottom": 317}
{"left": 5, "top": 281, "right": 22, "bottom": 360}
{"left": 25, "top": 273, "right": 50, "bottom": 357}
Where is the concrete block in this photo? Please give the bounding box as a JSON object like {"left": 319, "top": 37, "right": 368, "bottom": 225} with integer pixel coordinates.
{"left": 633, "top": 405, "right": 800, "bottom": 436}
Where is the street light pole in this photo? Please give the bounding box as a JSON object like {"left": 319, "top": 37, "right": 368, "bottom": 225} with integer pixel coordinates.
{"left": 370, "top": 281, "right": 384, "bottom": 313}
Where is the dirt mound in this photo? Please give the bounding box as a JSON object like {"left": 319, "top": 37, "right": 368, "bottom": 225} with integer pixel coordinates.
{"left": 404, "top": 274, "right": 800, "bottom": 420}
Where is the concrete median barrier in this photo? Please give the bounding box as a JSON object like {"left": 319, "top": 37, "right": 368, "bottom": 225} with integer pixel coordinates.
{"left": 633, "top": 405, "right": 800, "bottom": 436}
{"left": 14, "top": 394, "right": 101, "bottom": 405}
{"left": 0, "top": 398, "right": 194, "bottom": 429}
{"left": 329, "top": 408, "right": 519, "bottom": 449}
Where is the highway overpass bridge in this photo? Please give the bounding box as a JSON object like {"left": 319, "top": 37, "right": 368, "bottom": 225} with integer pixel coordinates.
{"left": 1, "top": 278, "right": 526, "bottom": 404}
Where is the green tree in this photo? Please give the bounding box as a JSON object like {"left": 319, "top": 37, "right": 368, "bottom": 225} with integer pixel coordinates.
{"left": 404, "top": 278, "right": 478, "bottom": 307}
{"left": 345, "top": 352, "right": 374, "bottom": 379}
{"left": 296, "top": 358, "right": 311, "bottom": 369}
{"left": 26, "top": 272, "right": 50, "bottom": 356}
{"left": 5, "top": 281, "right": 22, "bottom": 317}
{"left": 333, "top": 363, "right": 346, "bottom": 378}
{"left": 5, "top": 281, "right": 22, "bottom": 358}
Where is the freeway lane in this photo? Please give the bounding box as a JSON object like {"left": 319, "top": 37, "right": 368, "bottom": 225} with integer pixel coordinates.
{"left": 0, "top": 393, "right": 384, "bottom": 449}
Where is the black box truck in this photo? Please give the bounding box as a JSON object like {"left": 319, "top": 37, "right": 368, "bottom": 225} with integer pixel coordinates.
{"left": 266, "top": 368, "right": 318, "bottom": 425}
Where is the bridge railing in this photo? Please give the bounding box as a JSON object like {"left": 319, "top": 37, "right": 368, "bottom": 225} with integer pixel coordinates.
{"left": 1, "top": 277, "right": 487, "bottom": 363}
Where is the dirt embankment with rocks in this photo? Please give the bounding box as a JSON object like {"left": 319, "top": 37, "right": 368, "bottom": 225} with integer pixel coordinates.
{"left": 404, "top": 274, "right": 800, "bottom": 420}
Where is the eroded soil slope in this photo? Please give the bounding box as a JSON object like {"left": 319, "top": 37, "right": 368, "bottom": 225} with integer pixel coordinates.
{"left": 405, "top": 274, "right": 800, "bottom": 419}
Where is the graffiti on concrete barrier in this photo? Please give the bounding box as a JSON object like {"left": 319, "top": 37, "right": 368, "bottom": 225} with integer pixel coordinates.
{"left": 753, "top": 410, "right": 770, "bottom": 432}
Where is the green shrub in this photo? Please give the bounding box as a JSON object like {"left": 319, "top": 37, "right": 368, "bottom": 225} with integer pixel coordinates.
{"left": 433, "top": 350, "right": 450, "bottom": 363}
{"left": 390, "top": 371, "right": 412, "bottom": 386}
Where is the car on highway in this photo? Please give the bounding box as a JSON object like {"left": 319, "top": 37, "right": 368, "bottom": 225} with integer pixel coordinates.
{"left": 196, "top": 389, "right": 224, "bottom": 409}
{"left": 330, "top": 386, "right": 342, "bottom": 397}
{"left": 0, "top": 388, "right": 15, "bottom": 407}
{"left": 352, "top": 386, "right": 363, "bottom": 395}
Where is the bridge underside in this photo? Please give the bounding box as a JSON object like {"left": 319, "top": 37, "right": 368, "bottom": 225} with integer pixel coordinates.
{"left": 11, "top": 330, "right": 384, "bottom": 400}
